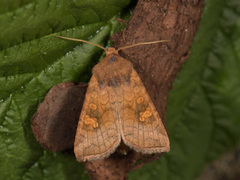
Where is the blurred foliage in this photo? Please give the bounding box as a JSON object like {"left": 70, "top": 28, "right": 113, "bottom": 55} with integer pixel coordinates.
{"left": 0, "top": 0, "right": 239, "bottom": 180}
{"left": 130, "top": 0, "right": 240, "bottom": 179}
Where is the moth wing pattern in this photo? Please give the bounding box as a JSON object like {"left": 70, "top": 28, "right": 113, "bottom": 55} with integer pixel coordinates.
{"left": 74, "top": 75, "right": 121, "bottom": 161}
{"left": 120, "top": 69, "right": 170, "bottom": 153}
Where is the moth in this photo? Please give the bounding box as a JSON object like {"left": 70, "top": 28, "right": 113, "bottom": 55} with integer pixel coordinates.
{"left": 56, "top": 36, "right": 170, "bottom": 162}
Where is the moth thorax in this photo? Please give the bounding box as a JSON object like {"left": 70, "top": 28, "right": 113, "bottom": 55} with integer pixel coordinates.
{"left": 106, "top": 47, "right": 118, "bottom": 56}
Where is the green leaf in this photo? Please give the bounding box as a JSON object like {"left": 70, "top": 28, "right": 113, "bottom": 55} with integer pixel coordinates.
{"left": 0, "top": 0, "right": 134, "bottom": 180}
{"left": 129, "top": 0, "right": 240, "bottom": 179}
{"left": 22, "top": 151, "right": 88, "bottom": 180}
{"left": 0, "top": 0, "right": 34, "bottom": 15}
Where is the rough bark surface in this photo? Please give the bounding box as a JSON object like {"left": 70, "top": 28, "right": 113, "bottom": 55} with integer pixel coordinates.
{"left": 31, "top": 82, "right": 87, "bottom": 151}
{"left": 85, "top": 0, "right": 204, "bottom": 179}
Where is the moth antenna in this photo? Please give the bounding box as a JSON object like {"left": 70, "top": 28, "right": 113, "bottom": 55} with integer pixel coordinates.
{"left": 117, "top": 40, "right": 169, "bottom": 52}
{"left": 55, "top": 35, "right": 107, "bottom": 52}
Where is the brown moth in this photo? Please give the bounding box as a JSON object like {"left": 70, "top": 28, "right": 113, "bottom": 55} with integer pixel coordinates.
{"left": 56, "top": 36, "right": 170, "bottom": 162}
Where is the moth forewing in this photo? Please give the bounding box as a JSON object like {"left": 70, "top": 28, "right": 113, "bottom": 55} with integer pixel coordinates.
{"left": 120, "top": 69, "right": 170, "bottom": 153}
{"left": 74, "top": 73, "right": 121, "bottom": 162}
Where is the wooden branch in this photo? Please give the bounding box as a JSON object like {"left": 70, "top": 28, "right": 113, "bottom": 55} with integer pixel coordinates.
{"left": 84, "top": 0, "right": 204, "bottom": 179}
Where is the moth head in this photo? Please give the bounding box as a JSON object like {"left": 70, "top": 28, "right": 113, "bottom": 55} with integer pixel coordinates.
{"left": 106, "top": 47, "right": 118, "bottom": 56}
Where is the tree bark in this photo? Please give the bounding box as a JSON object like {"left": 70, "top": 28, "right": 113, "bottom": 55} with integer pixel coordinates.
{"left": 84, "top": 0, "right": 205, "bottom": 179}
